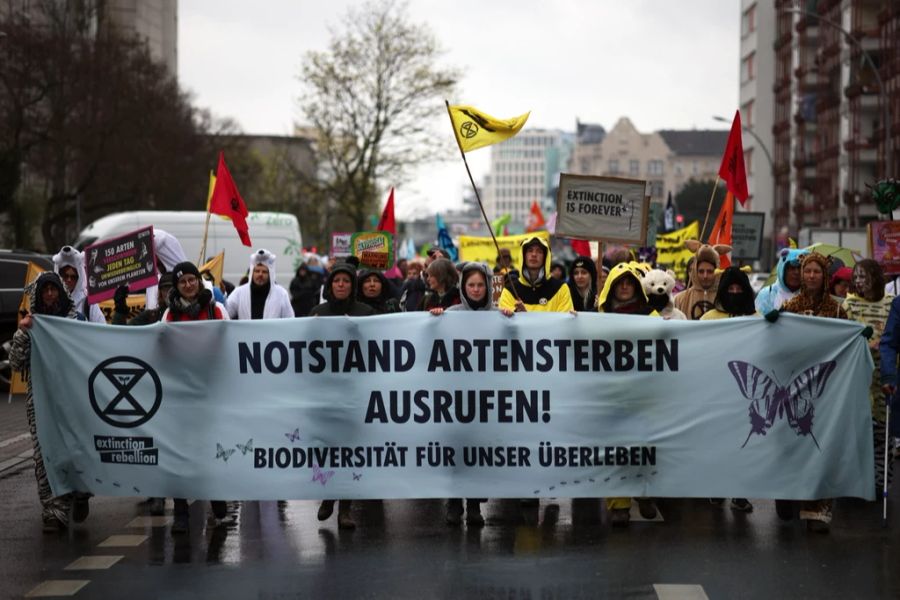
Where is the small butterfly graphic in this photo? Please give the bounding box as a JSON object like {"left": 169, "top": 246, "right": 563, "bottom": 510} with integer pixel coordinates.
{"left": 284, "top": 428, "right": 300, "bottom": 443}
{"left": 312, "top": 464, "right": 335, "bottom": 486}
{"left": 216, "top": 443, "right": 236, "bottom": 462}
{"left": 235, "top": 439, "right": 254, "bottom": 455}
{"left": 729, "top": 360, "right": 836, "bottom": 449}
{"left": 133, "top": 487, "right": 141, "bottom": 494}
{"left": 352, "top": 472, "right": 362, "bottom": 481}
{"left": 113, "top": 482, "right": 121, "bottom": 488}
{"left": 95, "top": 478, "right": 103, "bottom": 484}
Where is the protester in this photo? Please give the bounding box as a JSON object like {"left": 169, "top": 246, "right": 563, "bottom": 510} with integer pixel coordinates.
{"left": 498, "top": 237, "right": 573, "bottom": 313}
{"left": 699, "top": 267, "right": 757, "bottom": 512}
{"left": 777, "top": 252, "right": 848, "bottom": 533}
{"left": 755, "top": 248, "right": 809, "bottom": 314}
{"left": 226, "top": 249, "right": 294, "bottom": 320}
{"left": 201, "top": 269, "right": 227, "bottom": 304}
{"left": 598, "top": 262, "right": 658, "bottom": 525}
{"left": 430, "top": 262, "right": 513, "bottom": 527}
{"left": 567, "top": 256, "right": 598, "bottom": 312}
{"left": 289, "top": 262, "right": 324, "bottom": 317}
{"left": 673, "top": 242, "right": 728, "bottom": 320}
{"left": 425, "top": 247, "right": 448, "bottom": 266}
{"left": 10, "top": 272, "right": 90, "bottom": 532}
{"left": 550, "top": 261, "right": 567, "bottom": 281}
{"left": 400, "top": 260, "right": 427, "bottom": 312}
{"left": 112, "top": 274, "right": 173, "bottom": 325}
{"left": 829, "top": 266, "right": 852, "bottom": 300}
{"left": 311, "top": 262, "right": 374, "bottom": 528}
{"left": 357, "top": 269, "right": 401, "bottom": 314}
{"left": 420, "top": 258, "right": 461, "bottom": 311}
{"left": 52, "top": 246, "right": 105, "bottom": 323}
{"left": 843, "top": 259, "right": 893, "bottom": 495}
{"left": 494, "top": 247, "right": 514, "bottom": 275}
{"left": 596, "top": 259, "right": 610, "bottom": 298}
{"left": 162, "top": 262, "right": 229, "bottom": 533}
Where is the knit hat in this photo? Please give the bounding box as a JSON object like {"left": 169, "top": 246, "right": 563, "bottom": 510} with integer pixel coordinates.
{"left": 171, "top": 261, "right": 201, "bottom": 284}
{"left": 158, "top": 272, "right": 174, "bottom": 290}
{"left": 570, "top": 256, "right": 597, "bottom": 281}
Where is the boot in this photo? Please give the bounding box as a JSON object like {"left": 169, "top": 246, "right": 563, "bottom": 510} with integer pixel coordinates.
{"left": 148, "top": 497, "right": 166, "bottom": 516}
{"left": 609, "top": 508, "right": 630, "bottom": 527}
{"left": 72, "top": 494, "right": 91, "bottom": 523}
{"left": 317, "top": 499, "right": 335, "bottom": 521}
{"left": 465, "top": 500, "right": 484, "bottom": 527}
{"left": 775, "top": 500, "right": 795, "bottom": 521}
{"left": 446, "top": 499, "right": 463, "bottom": 526}
{"left": 337, "top": 500, "right": 355, "bottom": 530}
{"left": 636, "top": 498, "right": 657, "bottom": 519}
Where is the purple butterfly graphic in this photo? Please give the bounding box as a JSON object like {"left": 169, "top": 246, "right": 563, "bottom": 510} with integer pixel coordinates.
{"left": 728, "top": 360, "right": 837, "bottom": 449}
{"left": 311, "top": 464, "right": 335, "bottom": 486}
{"left": 284, "top": 428, "right": 300, "bottom": 443}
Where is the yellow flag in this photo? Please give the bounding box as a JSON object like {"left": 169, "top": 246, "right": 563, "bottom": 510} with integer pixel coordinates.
{"left": 447, "top": 105, "right": 530, "bottom": 153}
{"left": 200, "top": 251, "right": 225, "bottom": 285}
{"left": 655, "top": 221, "right": 700, "bottom": 282}
{"left": 205, "top": 170, "right": 216, "bottom": 211}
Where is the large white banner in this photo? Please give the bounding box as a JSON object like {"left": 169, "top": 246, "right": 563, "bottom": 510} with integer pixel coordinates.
{"left": 30, "top": 313, "right": 875, "bottom": 501}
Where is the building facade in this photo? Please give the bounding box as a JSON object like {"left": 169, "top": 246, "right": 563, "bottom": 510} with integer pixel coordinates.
{"left": 104, "top": 0, "right": 178, "bottom": 76}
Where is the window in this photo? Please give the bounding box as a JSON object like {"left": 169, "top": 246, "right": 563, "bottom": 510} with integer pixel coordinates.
{"left": 742, "top": 4, "right": 756, "bottom": 37}
{"left": 650, "top": 180, "right": 665, "bottom": 198}
{"left": 629, "top": 160, "right": 640, "bottom": 176}
{"left": 741, "top": 52, "right": 755, "bottom": 83}
{"left": 647, "top": 160, "right": 664, "bottom": 175}
{"left": 741, "top": 100, "right": 754, "bottom": 128}
{"left": 608, "top": 159, "right": 619, "bottom": 174}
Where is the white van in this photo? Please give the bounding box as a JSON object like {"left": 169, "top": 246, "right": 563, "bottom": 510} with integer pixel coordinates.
{"left": 75, "top": 211, "right": 304, "bottom": 284}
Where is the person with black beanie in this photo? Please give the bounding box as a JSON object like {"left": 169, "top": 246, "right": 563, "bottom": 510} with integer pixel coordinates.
{"left": 567, "top": 256, "right": 598, "bottom": 312}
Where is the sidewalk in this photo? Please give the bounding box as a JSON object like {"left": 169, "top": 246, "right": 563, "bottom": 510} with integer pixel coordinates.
{"left": 0, "top": 393, "right": 32, "bottom": 474}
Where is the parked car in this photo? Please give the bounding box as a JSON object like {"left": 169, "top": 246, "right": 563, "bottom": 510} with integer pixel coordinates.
{"left": 0, "top": 250, "right": 53, "bottom": 391}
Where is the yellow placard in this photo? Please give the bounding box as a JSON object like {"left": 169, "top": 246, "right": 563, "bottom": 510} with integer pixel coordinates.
{"left": 655, "top": 222, "right": 699, "bottom": 282}
{"left": 458, "top": 231, "right": 551, "bottom": 272}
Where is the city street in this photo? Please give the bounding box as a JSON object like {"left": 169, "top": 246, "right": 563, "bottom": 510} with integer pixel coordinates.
{"left": 2, "top": 398, "right": 898, "bottom": 600}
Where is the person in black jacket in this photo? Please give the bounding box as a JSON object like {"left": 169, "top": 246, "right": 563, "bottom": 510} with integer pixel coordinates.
{"left": 289, "top": 263, "right": 324, "bottom": 317}
{"left": 111, "top": 274, "right": 174, "bottom": 326}
{"left": 357, "top": 269, "right": 400, "bottom": 314}
{"left": 567, "top": 256, "right": 598, "bottom": 312}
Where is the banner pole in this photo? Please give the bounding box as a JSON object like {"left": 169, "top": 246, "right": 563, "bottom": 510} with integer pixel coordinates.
{"left": 699, "top": 176, "right": 721, "bottom": 242}
{"left": 444, "top": 100, "right": 522, "bottom": 304}
{"left": 199, "top": 171, "right": 214, "bottom": 265}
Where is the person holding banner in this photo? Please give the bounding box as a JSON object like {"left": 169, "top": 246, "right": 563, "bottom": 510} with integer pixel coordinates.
{"left": 597, "top": 262, "right": 659, "bottom": 526}
{"left": 10, "top": 272, "right": 91, "bottom": 532}
{"left": 52, "top": 246, "right": 106, "bottom": 323}
{"left": 357, "top": 269, "right": 401, "bottom": 314}
{"left": 111, "top": 274, "right": 174, "bottom": 326}
{"left": 498, "top": 237, "right": 573, "bottom": 314}
{"left": 755, "top": 248, "right": 809, "bottom": 315}
{"left": 779, "top": 252, "right": 849, "bottom": 533}
{"left": 567, "top": 256, "right": 599, "bottom": 313}
{"left": 673, "top": 242, "right": 730, "bottom": 321}
{"left": 420, "top": 258, "right": 461, "bottom": 311}
{"left": 430, "top": 261, "right": 514, "bottom": 526}
{"left": 226, "top": 250, "right": 294, "bottom": 320}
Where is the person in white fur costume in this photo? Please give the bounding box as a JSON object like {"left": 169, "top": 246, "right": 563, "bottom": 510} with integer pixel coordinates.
{"left": 52, "top": 246, "right": 106, "bottom": 323}
{"left": 226, "top": 249, "right": 294, "bottom": 320}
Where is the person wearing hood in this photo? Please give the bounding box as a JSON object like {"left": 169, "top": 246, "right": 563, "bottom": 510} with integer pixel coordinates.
{"left": 10, "top": 272, "right": 90, "bottom": 532}
{"left": 567, "top": 256, "right": 598, "bottom": 312}
{"left": 399, "top": 260, "right": 427, "bottom": 312}
{"left": 843, "top": 260, "right": 894, "bottom": 497}
{"left": 226, "top": 249, "right": 294, "bottom": 320}
{"left": 310, "top": 262, "right": 374, "bottom": 529}
{"left": 420, "top": 258, "right": 461, "bottom": 311}
{"left": 597, "top": 262, "right": 658, "bottom": 525}
{"left": 52, "top": 246, "right": 105, "bottom": 323}
{"left": 755, "top": 248, "right": 810, "bottom": 314}
{"left": 290, "top": 262, "right": 324, "bottom": 317}
{"left": 499, "top": 236, "right": 573, "bottom": 313}
{"left": 357, "top": 269, "right": 401, "bottom": 314}
{"left": 430, "top": 262, "right": 513, "bottom": 526}
{"left": 673, "top": 243, "right": 726, "bottom": 320}
{"left": 777, "top": 252, "right": 848, "bottom": 533}
{"left": 550, "top": 261, "right": 567, "bottom": 281}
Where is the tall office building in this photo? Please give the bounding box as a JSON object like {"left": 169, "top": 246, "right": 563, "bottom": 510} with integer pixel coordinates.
{"left": 104, "top": 0, "right": 178, "bottom": 76}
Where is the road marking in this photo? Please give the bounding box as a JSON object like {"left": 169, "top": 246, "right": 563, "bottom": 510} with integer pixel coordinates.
{"left": 0, "top": 432, "right": 29, "bottom": 448}
{"left": 65, "top": 555, "right": 124, "bottom": 570}
{"left": 25, "top": 580, "right": 90, "bottom": 597}
{"left": 653, "top": 584, "right": 709, "bottom": 600}
{"left": 97, "top": 534, "right": 147, "bottom": 547}
{"left": 125, "top": 516, "right": 173, "bottom": 528}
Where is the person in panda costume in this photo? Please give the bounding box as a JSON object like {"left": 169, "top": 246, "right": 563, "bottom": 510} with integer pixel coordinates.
{"left": 226, "top": 249, "right": 294, "bottom": 320}
{"left": 52, "top": 246, "right": 106, "bottom": 323}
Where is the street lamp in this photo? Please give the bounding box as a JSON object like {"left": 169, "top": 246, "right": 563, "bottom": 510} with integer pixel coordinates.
{"left": 713, "top": 114, "right": 774, "bottom": 173}
{"left": 779, "top": 6, "right": 892, "bottom": 181}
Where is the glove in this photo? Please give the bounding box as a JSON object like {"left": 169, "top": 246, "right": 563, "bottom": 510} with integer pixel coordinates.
{"left": 861, "top": 326, "right": 874, "bottom": 339}
{"left": 764, "top": 310, "right": 780, "bottom": 323}
{"left": 114, "top": 285, "right": 129, "bottom": 312}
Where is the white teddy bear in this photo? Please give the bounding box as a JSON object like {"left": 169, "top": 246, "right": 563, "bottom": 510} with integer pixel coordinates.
{"left": 641, "top": 269, "right": 687, "bottom": 320}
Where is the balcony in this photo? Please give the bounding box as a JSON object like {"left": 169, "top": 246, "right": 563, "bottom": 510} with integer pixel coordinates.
{"left": 844, "top": 82, "right": 880, "bottom": 98}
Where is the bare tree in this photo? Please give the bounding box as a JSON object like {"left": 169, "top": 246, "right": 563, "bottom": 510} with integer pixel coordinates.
{"left": 297, "top": 0, "right": 460, "bottom": 231}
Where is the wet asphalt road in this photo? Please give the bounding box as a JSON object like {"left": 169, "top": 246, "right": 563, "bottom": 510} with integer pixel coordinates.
{"left": 2, "top": 460, "right": 899, "bottom": 600}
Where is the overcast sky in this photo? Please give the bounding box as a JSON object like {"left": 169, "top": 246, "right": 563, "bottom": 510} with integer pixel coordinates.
{"left": 180, "top": 1, "right": 739, "bottom": 220}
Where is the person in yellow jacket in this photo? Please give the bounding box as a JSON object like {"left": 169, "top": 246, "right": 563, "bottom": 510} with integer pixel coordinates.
{"left": 597, "top": 262, "right": 659, "bottom": 526}
{"left": 499, "top": 237, "right": 574, "bottom": 313}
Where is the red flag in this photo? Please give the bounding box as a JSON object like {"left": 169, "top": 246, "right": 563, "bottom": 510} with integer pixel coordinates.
{"left": 209, "top": 152, "right": 251, "bottom": 246}
{"left": 708, "top": 191, "right": 734, "bottom": 268}
{"left": 376, "top": 188, "right": 396, "bottom": 234}
{"left": 718, "top": 110, "right": 749, "bottom": 206}
{"left": 525, "top": 200, "right": 545, "bottom": 233}
{"left": 571, "top": 239, "right": 591, "bottom": 257}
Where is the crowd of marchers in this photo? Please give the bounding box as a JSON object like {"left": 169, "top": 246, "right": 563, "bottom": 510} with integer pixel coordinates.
{"left": 9, "top": 232, "right": 898, "bottom": 536}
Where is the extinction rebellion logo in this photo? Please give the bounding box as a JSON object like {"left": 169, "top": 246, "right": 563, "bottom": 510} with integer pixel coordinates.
{"left": 88, "top": 356, "right": 163, "bottom": 466}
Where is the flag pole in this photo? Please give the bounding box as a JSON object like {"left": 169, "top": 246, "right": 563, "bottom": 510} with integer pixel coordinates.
{"left": 198, "top": 170, "right": 214, "bottom": 264}
{"left": 444, "top": 100, "right": 522, "bottom": 304}
{"left": 699, "top": 176, "right": 721, "bottom": 242}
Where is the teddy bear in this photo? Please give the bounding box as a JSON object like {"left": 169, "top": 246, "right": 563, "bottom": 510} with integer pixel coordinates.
{"left": 641, "top": 268, "right": 687, "bottom": 320}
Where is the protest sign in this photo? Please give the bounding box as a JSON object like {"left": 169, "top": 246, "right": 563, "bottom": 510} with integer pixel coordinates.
{"left": 331, "top": 232, "right": 352, "bottom": 258}
{"left": 868, "top": 221, "right": 900, "bottom": 276}
{"left": 31, "top": 313, "right": 873, "bottom": 501}
{"left": 656, "top": 222, "right": 699, "bottom": 282}
{"left": 732, "top": 212, "right": 765, "bottom": 260}
{"left": 84, "top": 226, "right": 157, "bottom": 303}
{"left": 555, "top": 174, "right": 649, "bottom": 244}
{"left": 350, "top": 231, "right": 394, "bottom": 270}
{"left": 459, "top": 231, "right": 551, "bottom": 272}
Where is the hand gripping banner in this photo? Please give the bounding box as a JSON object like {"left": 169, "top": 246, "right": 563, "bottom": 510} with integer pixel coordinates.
{"left": 29, "top": 313, "right": 875, "bottom": 501}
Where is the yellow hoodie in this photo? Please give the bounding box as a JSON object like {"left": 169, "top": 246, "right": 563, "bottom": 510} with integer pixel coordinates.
{"left": 499, "top": 237, "right": 573, "bottom": 312}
